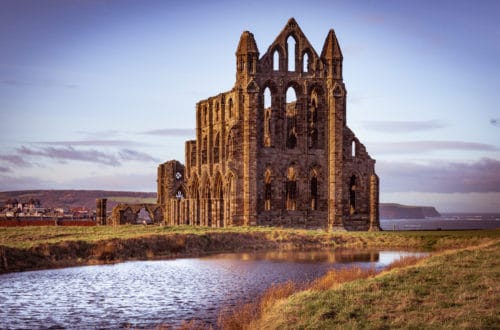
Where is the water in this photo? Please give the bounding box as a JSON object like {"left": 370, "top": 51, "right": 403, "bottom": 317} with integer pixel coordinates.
{"left": 0, "top": 249, "right": 423, "bottom": 329}
{"left": 380, "top": 213, "right": 500, "bottom": 231}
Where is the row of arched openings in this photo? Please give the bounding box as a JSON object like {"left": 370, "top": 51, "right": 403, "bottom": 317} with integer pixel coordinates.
{"left": 263, "top": 86, "right": 320, "bottom": 149}
{"left": 187, "top": 174, "right": 235, "bottom": 227}
{"left": 201, "top": 98, "right": 235, "bottom": 127}
{"left": 273, "top": 35, "right": 312, "bottom": 73}
{"left": 264, "top": 167, "right": 319, "bottom": 211}
{"left": 201, "top": 131, "right": 234, "bottom": 164}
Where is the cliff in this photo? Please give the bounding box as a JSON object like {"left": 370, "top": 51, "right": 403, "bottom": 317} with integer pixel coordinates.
{"left": 380, "top": 203, "right": 440, "bottom": 219}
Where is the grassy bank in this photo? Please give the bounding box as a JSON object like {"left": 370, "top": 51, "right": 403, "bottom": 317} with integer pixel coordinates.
{"left": 219, "top": 241, "right": 499, "bottom": 329}
{"left": 0, "top": 226, "right": 498, "bottom": 273}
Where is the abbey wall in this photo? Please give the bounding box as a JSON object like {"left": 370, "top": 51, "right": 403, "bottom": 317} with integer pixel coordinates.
{"left": 146, "top": 19, "right": 379, "bottom": 230}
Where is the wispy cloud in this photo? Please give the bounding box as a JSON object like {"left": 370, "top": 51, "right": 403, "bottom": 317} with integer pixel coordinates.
{"left": 2, "top": 79, "right": 79, "bottom": 89}
{"left": 0, "top": 166, "right": 11, "bottom": 173}
{"left": 18, "top": 146, "right": 121, "bottom": 166}
{"left": 362, "top": 120, "right": 446, "bottom": 133}
{"left": 36, "top": 139, "right": 145, "bottom": 147}
{"left": 15, "top": 146, "right": 159, "bottom": 167}
{"left": 119, "top": 149, "right": 160, "bottom": 162}
{"left": 491, "top": 118, "right": 499, "bottom": 126}
{"left": 377, "top": 158, "right": 500, "bottom": 193}
{"left": 0, "top": 154, "right": 33, "bottom": 167}
{"left": 141, "top": 128, "right": 195, "bottom": 137}
{"left": 371, "top": 140, "right": 499, "bottom": 155}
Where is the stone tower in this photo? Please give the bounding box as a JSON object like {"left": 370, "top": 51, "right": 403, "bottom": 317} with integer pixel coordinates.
{"left": 158, "top": 18, "right": 380, "bottom": 231}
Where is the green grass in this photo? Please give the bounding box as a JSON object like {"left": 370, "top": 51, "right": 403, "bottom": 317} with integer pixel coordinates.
{"left": 0, "top": 225, "right": 498, "bottom": 250}
{"left": 225, "top": 241, "right": 500, "bottom": 329}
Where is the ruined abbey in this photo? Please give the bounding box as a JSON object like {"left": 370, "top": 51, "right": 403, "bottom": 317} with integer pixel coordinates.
{"left": 114, "top": 18, "right": 380, "bottom": 231}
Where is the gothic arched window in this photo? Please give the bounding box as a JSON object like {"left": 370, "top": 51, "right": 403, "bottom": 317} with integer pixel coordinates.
{"left": 264, "top": 169, "right": 272, "bottom": 210}
{"left": 201, "top": 136, "right": 208, "bottom": 164}
{"left": 273, "top": 49, "right": 280, "bottom": 71}
{"left": 286, "top": 166, "right": 297, "bottom": 211}
{"left": 349, "top": 175, "right": 356, "bottom": 215}
{"left": 287, "top": 35, "right": 296, "bottom": 72}
{"left": 213, "top": 133, "right": 220, "bottom": 163}
{"left": 263, "top": 87, "right": 272, "bottom": 147}
{"left": 310, "top": 170, "right": 318, "bottom": 210}
{"left": 286, "top": 87, "right": 297, "bottom": 149}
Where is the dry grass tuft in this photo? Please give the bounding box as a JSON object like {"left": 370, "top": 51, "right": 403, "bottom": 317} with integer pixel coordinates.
{"left": 259, "top": 280, "right": 298, "bottom": 309}
{"left": 218, "top": 302, "right": 258, "bottom": 330}
{"left": 309, "top": 267, "right": 377, "bottom": 291}
{"left": 218, "top": 281, "right": 298, "bottom": 330}
{"left": 384, "top": 254, "right": 426, "bottom": 272}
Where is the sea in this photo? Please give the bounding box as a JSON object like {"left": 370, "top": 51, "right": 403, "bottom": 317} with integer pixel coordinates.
{"left": 380, "top": 213, "right": 500, "bottom": 231}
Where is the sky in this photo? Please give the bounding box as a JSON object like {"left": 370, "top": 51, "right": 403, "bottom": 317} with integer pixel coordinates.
{"left": 0, "top": 0, "right": 499, "bottom": 212}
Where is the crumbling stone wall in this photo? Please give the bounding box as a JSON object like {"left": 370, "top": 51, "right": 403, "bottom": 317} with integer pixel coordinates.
{"left": 157, "top": 18, "right": 380, "bottom": 231}
{"left": 109, "top": 203, "right": 164, "bottom": 225}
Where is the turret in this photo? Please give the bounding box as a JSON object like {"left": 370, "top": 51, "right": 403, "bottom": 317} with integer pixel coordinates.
{"left": 236, "top": 31, "right": 259, "bottom": 84}
{"left": 321, "top": 29, "right": 343, "bottom": 81}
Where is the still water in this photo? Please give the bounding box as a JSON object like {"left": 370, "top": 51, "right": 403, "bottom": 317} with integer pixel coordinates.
{"left": 0, "top": 249, "right": 424, "bottom": 329}
{"left": 380, "top": 213, "right": 500, "bottom": 231}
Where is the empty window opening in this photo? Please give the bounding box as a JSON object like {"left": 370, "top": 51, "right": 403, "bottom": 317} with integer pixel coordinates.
{"left": 310, "top": 172, "right": 318, "bottom": 210}
{"left": 352, "top": 140, "right": 356, "bottom": 157}
{"left": 303, "top": 52, "right": 309, "bottom": 73}
{"left": 309, "top": 126, "right": 318, "bottom": 149}
{"left": 286, "top": 167, "right": 297, "bottom": 211}
{"left": 137, "top": 208, "right": 152, "bottom": 224}
{"left": 263, "top": 87, "right": 272, "bottom": 147}
{"left": 349, "top": 175, "right": 356, "bottom": 215}
{"left": 273, "top": 50, "right": 280, "bottom": 71}
{"left": 264, "top": 169, "right": 272, "bottom": 210}
{"left": 286, "top": 87, "right": 297, "bottom": 149}
{"left": 309, "top": 96, "right": 318, "bottom": 149}
{"left": 287, "top": 36, "right": 296, "bottom": 72}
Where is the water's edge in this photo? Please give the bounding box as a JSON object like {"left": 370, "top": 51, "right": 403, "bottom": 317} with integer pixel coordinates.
{"left": 0, "top": 232, "right": 330, "bottom": 274}
{"left": 0, "top": 231, "right": 402, "bottom": 274}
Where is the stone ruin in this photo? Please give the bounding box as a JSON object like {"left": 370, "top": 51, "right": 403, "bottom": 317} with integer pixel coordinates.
{"left": 113, "top": 18, "right": 380, "bottom": 231}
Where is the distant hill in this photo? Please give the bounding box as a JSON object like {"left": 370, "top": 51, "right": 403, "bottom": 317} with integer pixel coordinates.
{"left": 1, "top": 190, "right": 440, "bottom": 218}
{"left": 380, "top": 203, "right": 440, "bottom": 219}
{"left": 0, "top": 190, "right": 156, "bottom": 211}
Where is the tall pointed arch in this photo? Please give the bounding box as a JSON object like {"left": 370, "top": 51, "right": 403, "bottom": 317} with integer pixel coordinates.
{"left": 286, "top": 86, "right": 298, "bottom": 149}
{"left": 287, "top": 35, "right": 297, "bottom": 72}
{"left": 264, "top": 168, "right": 272, "bottom": 210}
{"left": 285, "top": 166, "right": 297, "bottom": 211}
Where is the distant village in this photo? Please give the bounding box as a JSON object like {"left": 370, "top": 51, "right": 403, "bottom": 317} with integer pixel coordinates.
{"left": 0, "top": 198, "right": 95, "bottom": 221}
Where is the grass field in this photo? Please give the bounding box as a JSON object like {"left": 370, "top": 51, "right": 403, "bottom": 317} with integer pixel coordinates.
{"left": 1, "top": 225, "right": 498, "bottom": 250}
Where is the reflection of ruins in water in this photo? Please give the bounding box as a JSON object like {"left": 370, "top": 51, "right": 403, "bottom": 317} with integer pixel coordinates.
{"left": 202, "top": 249, "right": 380, "bottom": 263}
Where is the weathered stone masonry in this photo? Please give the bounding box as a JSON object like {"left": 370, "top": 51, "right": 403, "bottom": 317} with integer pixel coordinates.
{"left": 155, "top": 19, "right": 379, "bottom": 230}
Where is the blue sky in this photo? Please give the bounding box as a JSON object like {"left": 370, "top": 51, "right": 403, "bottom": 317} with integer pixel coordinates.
{"left": 0, "top": 0, "right": 499, "bottom": 212}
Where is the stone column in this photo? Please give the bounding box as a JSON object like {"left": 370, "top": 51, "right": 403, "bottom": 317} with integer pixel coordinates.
{"left": 369, "top": 174, "right": 381, "bottom": 231}
{"left": 96, "top": 198, "right": 107, "bottom": 225}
